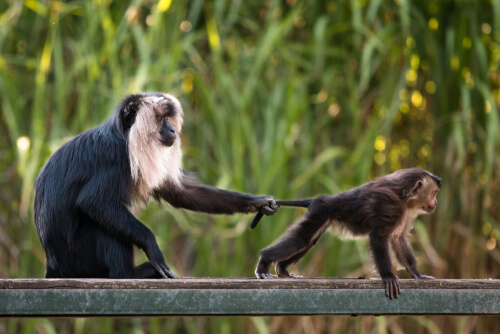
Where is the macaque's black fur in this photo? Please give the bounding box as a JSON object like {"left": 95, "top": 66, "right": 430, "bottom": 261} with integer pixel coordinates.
{"left": 34, "top": 93, "right": 277, "bottom": 279}
{"left": 255, "top": 168, "right": 441, "bottom": 299}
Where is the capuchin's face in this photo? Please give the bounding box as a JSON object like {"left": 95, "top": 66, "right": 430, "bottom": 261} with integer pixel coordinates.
{"left": 410, "top": 175, "right": 441, "bottom": 214}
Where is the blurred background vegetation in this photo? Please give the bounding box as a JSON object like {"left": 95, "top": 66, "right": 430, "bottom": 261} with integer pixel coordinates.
{"left": 0, "top": 0, "right": 499, "bottom": 332}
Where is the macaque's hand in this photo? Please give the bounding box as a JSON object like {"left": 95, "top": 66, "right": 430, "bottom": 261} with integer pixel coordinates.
{"left": 250, "top": 196, "right": 279, "bottom": 216}
{"left": 145, "top": 240, "right": 178, "bottom": 279}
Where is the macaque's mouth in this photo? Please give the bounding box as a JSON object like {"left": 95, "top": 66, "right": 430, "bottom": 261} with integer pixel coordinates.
{"left": 160, "top": 138, "right": 175, "bottom": 147}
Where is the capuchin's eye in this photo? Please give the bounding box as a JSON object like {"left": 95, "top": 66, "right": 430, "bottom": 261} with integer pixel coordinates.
{"left": 157, "top": 116, "right": 162, "bottom": 121}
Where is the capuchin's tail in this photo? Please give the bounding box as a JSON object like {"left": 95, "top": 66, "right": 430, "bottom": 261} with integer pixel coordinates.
{"left": 249, "top": 199, "right": 313, "bottom": 230}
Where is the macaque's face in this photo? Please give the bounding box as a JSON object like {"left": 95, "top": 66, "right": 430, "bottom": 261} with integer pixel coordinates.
{"left": 126, "top": 93, "right": 185, "bottom": 196}
{"left": 139, "top": 94, "right": 184, "bottom": 147}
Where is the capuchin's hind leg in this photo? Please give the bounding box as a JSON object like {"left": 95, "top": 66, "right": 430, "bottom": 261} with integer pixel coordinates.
{"left": 255, "top": 208, "right": 329, "bottom": 279}
{"left": 255, "top": 236, "right": 308, "bottom": 279}
{"left": 275, "top": 248, "right": 308, "bottom": 278}
{"left": 274, "top": 235, "right": 322, "bottom": 278}
{"left": 255, "top": 240, "right": 301, "bottom": 278}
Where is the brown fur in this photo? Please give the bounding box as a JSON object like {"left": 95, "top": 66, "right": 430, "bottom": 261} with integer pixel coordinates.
{"left": 255, "top": 168, "right": 441, "bottom": 300}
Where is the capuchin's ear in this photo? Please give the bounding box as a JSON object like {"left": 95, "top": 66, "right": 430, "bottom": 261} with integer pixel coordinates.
{"left": 410, "top": 180, "right": 423, "bottom": 196}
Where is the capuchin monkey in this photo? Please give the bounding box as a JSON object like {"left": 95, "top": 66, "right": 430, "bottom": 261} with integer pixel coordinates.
{"left": 34, "top": 92, "right": 278, "bottom": 279}
{"left": 253, "top": 168, "right": 441, "bottom": 299}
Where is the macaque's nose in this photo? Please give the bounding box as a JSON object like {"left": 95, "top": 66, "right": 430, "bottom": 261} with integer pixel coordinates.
{"left": 160, "top": 121, "right": 176, "bottom": 147}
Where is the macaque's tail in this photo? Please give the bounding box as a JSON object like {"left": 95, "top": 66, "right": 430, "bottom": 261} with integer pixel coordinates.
{"left": 250, "top": 199, "right": 312, "bottom": 230}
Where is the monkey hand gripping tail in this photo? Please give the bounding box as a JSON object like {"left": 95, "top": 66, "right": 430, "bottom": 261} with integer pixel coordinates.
{"left": 251, "top": 168, "right": 441, "bottom": 299}
{"left": 34, "top": 92, "right": 278, "bottom": 280}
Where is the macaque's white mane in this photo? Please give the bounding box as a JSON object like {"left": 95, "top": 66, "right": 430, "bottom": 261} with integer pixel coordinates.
{"left": 128, "top": 94, "right": 184, "bottom": 201}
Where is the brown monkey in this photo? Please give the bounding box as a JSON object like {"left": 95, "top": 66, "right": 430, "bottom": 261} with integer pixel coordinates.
{"left": 253, "top": 168, "right": 441, "bottom": 299}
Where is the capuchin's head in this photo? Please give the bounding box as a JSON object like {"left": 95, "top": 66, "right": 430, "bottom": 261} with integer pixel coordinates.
{"left": 116, "top": 93, "right": 184, "bottom": 200}
{"left": 385, "top": 168, "right": 441, "bottom": 214}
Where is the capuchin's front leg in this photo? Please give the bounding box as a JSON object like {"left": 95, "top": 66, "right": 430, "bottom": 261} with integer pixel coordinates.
{"left": 391, "top": 236, "right": 435, "bottom": 280}
{"left": 370, "top": 231, "right": 401, "bottom": 299}
{"left": 154, "top": 175, "right": 278, "bottom": 216}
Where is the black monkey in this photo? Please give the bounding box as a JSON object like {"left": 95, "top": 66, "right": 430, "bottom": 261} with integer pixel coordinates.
{"left": 34, "top": 92, "right": 278, "bottom": 279}
{"left": 253, "top": 168, "right": 441, "bottom": 299}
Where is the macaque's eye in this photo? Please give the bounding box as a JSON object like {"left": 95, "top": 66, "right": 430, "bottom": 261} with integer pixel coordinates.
{"left": 156, "top": 115, "right": 169, "bottom": 121}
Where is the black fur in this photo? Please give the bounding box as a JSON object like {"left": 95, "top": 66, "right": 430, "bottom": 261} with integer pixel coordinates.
{"left": 255, "top": 168, "right": 441, "bottom": 299}
{"left": 34, "top": 93, "right": 277, "bottom": 279}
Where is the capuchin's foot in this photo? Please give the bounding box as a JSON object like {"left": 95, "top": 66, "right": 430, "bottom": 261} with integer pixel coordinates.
{"left": 278, "top": 272, "right": 302, "bottom": 278}
{"left": 417, "top": 274, "right": 436, "bottom": 280}
{"left": 256, "top": 272, "right": 277, "bottom": 279}
{"left": 276, "top": 264, "right": 302, "bottom": 278}
{"left": 255, "top": 257, "right": 275, "bottom": 279}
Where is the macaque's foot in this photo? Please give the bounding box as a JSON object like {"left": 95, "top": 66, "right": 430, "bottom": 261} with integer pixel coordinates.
{"left": 417, "top": 274, "right": 436, "bottom": 280}
{"left": 135, "top": 262, "right": 178, "bottom": 279}
{"left": 381, "top": 273, "right": 401, "bottom": 300}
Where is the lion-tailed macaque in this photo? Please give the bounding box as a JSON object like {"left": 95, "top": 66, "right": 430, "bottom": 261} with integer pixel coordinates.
{"left": 34, "top": 93, "right": 278, "bottom": 279}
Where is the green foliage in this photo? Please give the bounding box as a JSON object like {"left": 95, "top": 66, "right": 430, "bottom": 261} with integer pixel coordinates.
{"left": 0, "top": 0, "right": 499, "bottom": 333}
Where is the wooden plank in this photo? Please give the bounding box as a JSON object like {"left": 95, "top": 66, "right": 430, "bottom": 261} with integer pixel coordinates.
{"left": 1, "top": 278, "right": 499, "bottom": 290}
{"left": 1, "top": 279, "right": 499, "bottom": 317}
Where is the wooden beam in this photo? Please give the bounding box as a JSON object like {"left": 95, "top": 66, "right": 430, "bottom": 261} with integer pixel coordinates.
{"left": 1, "top": 278, "right": 499, "bottom": 317}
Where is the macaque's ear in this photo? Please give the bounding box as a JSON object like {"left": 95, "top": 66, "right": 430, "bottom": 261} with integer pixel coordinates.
{"left": 123, "top": 102, "right": 138, "bottom": 127}
{"left": 119, "top": 100, "right": 139, "bottom": 133}
{"left": 410, "top": 180, "right": 423, "bottom": 196}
